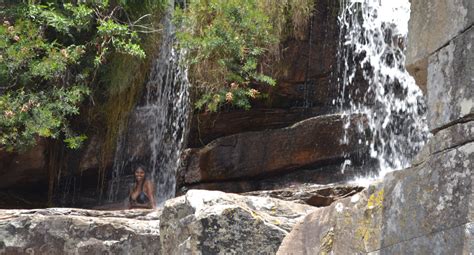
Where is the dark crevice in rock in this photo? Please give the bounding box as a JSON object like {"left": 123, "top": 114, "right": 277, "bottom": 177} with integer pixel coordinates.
{"left": 371, "top": 221, "right": 472, "bottom": 254}
{"left": 413, "top": 120, "right": 474, "bottom": 166}
{"left": 417, "top": 140, "right": 474, "bottom": 166}
{"left": 431, "top": 114, "right": 474, "bottom": 135}
{"left": 427, "top": 24, "right": 474, "bottom": 61}
{"left": 244, "top": 185, "right": 365, "bottom": 207}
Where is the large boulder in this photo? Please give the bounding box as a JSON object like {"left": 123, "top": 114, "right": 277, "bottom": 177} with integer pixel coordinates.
{"left": 406, "top": 0, "right": 473, "bottom": 91}
{"left": 160, "top": 190, "right": 315, "bottom": 255}
{"left": 181, "top": 114, "right": 368, "bottom": 185}
{"left": 0, "top": 208, "right": 161, "bottom": 254}
{"left": 277, "top": 127, "right": 474, "bottom": 254}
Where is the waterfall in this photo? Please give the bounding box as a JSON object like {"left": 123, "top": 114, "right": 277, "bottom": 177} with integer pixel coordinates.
{"left": 107, "top": 0, "right": 191, "bottom": 206}
{"left": 336, "top": 0, "right": 429, "bottom": 177}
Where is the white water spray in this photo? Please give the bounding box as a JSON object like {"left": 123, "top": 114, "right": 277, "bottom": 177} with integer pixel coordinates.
{"left": 337, "top": 0, "right": 429, "bottom": 180}
{"left": 108, "top": 0, "right": 191, "bottom": 206}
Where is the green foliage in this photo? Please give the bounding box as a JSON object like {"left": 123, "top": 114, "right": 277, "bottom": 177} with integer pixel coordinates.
{"left": 0, "top": 86, "right": 89, "bottom": 150}
{"left": 174, "top": 0, "right": 278, "bottom": 112}
{"left": 0, "top": 1, "right": 157, "bottom": 151}
{"left": 175, "top": 0, "right": 314, "bottom": 112}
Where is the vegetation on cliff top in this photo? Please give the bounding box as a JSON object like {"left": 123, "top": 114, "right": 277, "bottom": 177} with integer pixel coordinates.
{"left": 175, "top": 0, "right": 314, "bottom": 112}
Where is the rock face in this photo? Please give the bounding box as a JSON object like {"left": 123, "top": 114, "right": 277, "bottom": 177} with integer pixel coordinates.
{"left": 0, "top": 140, "right": 47, "bottom": 189}
{"left": 181, "top": 114, "right": 367, "bottom": 186}
{"left": 187, "top": 107, "right": 328, "bottom": 148}
{"left": 178, "top": 161, "right": 378, "bottom": 195}
{"left": 278, "top": 1, "right": 474, "bottom": 253}
{"left": 278, "top": 136, "right": 473, "bottom": 254}
{"left": 160, "top": 190, "right": 315, "bottom": 255}
{"left": 0, "top": 208, "right": 161, "bottom": 255}
{"left": 406, "top": 0, "right": 473, "bottom": 91}
{"left": 427, "top": 26, "right": 474, "bottom": 131}
{"left": 187, "top": 0, "right": 341, "bottom": 148}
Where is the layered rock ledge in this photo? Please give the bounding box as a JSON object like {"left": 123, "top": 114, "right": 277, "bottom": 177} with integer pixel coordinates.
{"left": 0, "top": 208, "right": 161, "bottom": 255}
{"left": 180, "top": 114, "right": 368, "bottom": 187}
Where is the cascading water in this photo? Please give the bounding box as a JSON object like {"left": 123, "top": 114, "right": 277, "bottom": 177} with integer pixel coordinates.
{"left": 107, "top": 0, "right": 191, "bottom": 206}
{"left": 336, "top": 0, "right": 429, "bottom": 178}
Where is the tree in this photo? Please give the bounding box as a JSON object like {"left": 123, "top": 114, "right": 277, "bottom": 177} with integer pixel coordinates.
{"left": 0, "top": 1, "right": 155, "bottom": 151}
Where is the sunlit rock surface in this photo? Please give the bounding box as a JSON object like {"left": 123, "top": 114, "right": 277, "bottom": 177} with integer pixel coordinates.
{"left": 278, "top": 139, "right": 473, "bottom": 254}
{"left": 406, "top": 0, "right": 473, "bottom": 90}
{"left": 0, "top": 208, "right": 161, "bottom": 255}
{"left": 160, "top": 190, "right": 315, "bottom": 255}
{"left": 427, "top": 27, "right": 474, "bottom": 131}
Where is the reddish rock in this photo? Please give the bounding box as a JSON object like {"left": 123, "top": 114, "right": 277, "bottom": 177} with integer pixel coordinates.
{"left": 181, "top": 114, "right": 368, "bottom": 184}
{"left": 0, "top": 140, "right": 47, "bottom": 189}
{"left": 187, "top": 0, "right": 342, "bottom": 147}
{"left": 177, "top": 160, "right": 378, "bottom": 195}
{"left": 188, "top": 107, "right": 328, "bottom": 148}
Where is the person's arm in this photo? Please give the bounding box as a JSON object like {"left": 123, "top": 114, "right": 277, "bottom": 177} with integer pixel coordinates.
{"left": 128, "top": 186, "right": 132, "bottom": 209}
{"left": 145, "top": 180, "right": 156, "bottom": 209}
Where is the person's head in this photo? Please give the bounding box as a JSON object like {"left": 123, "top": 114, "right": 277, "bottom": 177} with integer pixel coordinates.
{"left": 134, "top": 164, "right": 147, "bottom": 182}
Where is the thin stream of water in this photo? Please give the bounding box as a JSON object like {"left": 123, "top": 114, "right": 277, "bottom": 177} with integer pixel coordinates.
{"left": 108, "top": 0, "right": 191, "bottom": 206}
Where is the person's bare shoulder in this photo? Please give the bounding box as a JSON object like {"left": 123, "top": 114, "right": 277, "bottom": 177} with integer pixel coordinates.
{"left": 144, "top": 180, "right": 154, "bottom": 191}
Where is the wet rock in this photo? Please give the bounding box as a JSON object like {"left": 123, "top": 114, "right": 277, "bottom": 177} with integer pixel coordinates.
{"left": 186, "top": 0, "right": 341, "bottom": 147}
{"left": 244, "top": 184, "right": 364, "bottom": 207}
{"left": 181, "top": 114, "right": 368, "bottom": 185}
{"left": 78, "top": 135, "right": 113, "bottom": 172}
{"left": 427, "top": 26, "right": 474, "bottom": 132}
{"left": 0, "top": 139, "right": 47, "bottom": 189}
{"left": 160, "top": 190, "right": 315, "bottom": 255}
{"left": 406, "top": 0, "right": 473, "bottom": 90}
{"left": 178, "top": 161, "right": 378, "bottom": 195}
{"left": 187, "top": 107, "right": 328, "bottom": 148}
{"left": 0, "top": 208, "right": 161, "bottom": 255}
{"left": 277, "top": 141, "right": 473, "bottom": 254}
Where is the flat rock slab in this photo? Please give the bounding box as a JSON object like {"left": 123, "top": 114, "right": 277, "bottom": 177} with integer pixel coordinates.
{"left": 244, "top": 184, "right": 364, "bottom": 207}
{"left": 0, "top": 208, "right": 161, "bottom": 255}
{"left": 160, "top": 190, "right": 316, "bottom": 255}
{"left": 181, "top": 114, "right": 367, "bottom": 184}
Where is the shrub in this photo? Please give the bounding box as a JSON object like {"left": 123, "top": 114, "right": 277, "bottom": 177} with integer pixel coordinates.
{"left": 175, "top": 0, "right": 314, "bottom": 112}
{"left": 0, "top": 1, "right": 157, "bottom": 151}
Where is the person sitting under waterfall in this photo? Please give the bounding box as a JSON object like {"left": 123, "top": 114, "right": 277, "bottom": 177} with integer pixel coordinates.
{"left": 129, "top": 164, "right": 156, "bottom": 209}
